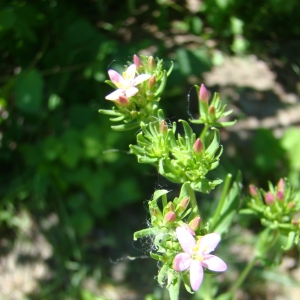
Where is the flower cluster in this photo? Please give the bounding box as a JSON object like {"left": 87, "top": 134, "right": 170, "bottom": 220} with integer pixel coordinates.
{"left": 246, "top": 178, "right": 300, "bottom": 249}
{"left": 99, "top": 54, "right": 173, "bottom": 131}
{"left": 190, "top": 84, "right": 236, "bottom": 127}
{"left": 133, "top": 184, "right": 227, "bottom": 293}
{"left": 130, "top": 110, "right": 223, "bottom": 193}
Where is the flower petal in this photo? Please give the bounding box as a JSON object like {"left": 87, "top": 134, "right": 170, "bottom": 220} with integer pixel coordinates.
{"left": 105, "top": 89, "right": 125, "bottom": 100}
{"left": 202, "top": 254, "right": 227, "bottom": 272}
{"left": 190, "top": 260, "right": 204, "bottom": 291}
{"left": 199, "top": 232, "right": 221, "bottom": 254}
{"left": 126, "top": 86, "right": 138, "bottom": 97}
{"left": 173, "top": 253, "right": 191, "bottom": 271}
{"left": 124, "top": 64, "right": 136, "bottom": 81}
{"left": 132, "top": 74, "right": 151, "bottom": 86}
{"left": 176, "top": 226, "right": 196, "bottom": 254}
{"left": 108, "top": 70, "right": 125, "bottom": 87}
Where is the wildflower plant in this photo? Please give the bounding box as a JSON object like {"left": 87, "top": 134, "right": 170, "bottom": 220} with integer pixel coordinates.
{"left": 99, "top": 54, "right": 300, "bottom": 299}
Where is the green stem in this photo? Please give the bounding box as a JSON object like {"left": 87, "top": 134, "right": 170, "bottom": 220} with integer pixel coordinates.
{"left": 228, "top": 256, "right": 257, "bottom": 296}
{"left": 200, "top": 124, "right": 209, "bottom": 144}
{"left": 187, "top": 184, "right": 200, "bottom": 221}
{"left": 210, "top": 173, "right": 232, "bottom": 231}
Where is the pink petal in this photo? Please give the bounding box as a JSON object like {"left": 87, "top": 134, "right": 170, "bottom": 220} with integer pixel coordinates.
{"left": 173, "top": 253, "right": 191, "bottom": 271}
{"left": 105, "top": 89, "right": 125, "bottom": 100}
{"left": 132, "top": 74, "right": 151, "bottom": 86}
{"left": 198, "top": 232, "right": 221, "bottom": 254}
{"left": 190, "top": 260, "right": 204, "bottom": 291}
{"left": 125, "top": 64, "right": 136, "bottom": 81}
{"left": 176, "top": 226, "right": 196, "bottom": 254}
{"left": 202, "top": 254, "right": 227, "bottom": 272}
{"left": 126, "top": 86, "right": 138, "bottom": 97}
{"left": 108, "top": 70, "right": 125, "bottom": 86}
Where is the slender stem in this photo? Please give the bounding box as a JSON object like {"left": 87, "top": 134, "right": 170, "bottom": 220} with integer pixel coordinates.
{"left": 200, "top": 124, "right": 209, "bottom": 144}
{"left": 187, "top": 183, "right": 200, "bottom": 221}
{"left": 228, "top": 256, "right": 257, "bottom": 296}
{"left": 210, "top": 173, "right": 232, "bottom": 231}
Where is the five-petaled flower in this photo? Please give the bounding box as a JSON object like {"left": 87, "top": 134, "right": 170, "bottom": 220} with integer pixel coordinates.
{"left": 105, "top": 64, "right": 151, "bottom": 101}
{"left": 173, "top": 226, "right": 227, "bottom": 291}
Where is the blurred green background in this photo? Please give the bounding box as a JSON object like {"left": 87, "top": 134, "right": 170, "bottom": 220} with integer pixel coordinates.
{"left": 1, "top": 0, "right": 300, "bottom": 299}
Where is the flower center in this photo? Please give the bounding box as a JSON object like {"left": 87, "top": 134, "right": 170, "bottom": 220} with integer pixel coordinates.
{"left": 192, "top": 244, "right": 204, "bottom": 261}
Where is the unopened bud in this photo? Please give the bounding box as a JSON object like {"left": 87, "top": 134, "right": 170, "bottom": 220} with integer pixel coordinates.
{"left": 276, "top": 190, "right": 284, "bottom": 201}
{"left": 116, "top": 95, "right": 130, "bottom": 106}
{"left": 176, "top": 196, "right": 189, "bottom": 215}
{"left": 151, "top": 207, "right": 162, "bottom": 218}
{"left": 159, "top": 120, "right": 168, "bottom": 134}
{"left": 148, "top": 75, "right": 156, "bottom": 89}
{"left": 165, "top": 201, "right": 175, "bottom": 212}
{"left": 277, "top": 178, "right": 284, "bottom": 192}
{"left": 189, "top": 216, "right": 201, "bottom": 232}
{"left": 265, "top": 192, "right": 274, "bottom": 205}
{"left": 184, "top": 223, "right": 195, "bottom": 236}
{"left": 292, "top": 219, "right": 298, "bottom": 226}
{"left": 287, "top": 202, "right": 295, "bottom": 209}
{"left": 193, "top": 138, "right": 203, "bottom": 154}
{"left": 208, "top": 105, "right": 215, "bottom": 115}
{"left": 249, "top": 185, "right": 258, "bottom": 197}
{"left": 148, "top": 56, "right": 155, "bottom": 70}
{"left": 133, "top": 54, "right": 143, "bottom": 70}
{"left": 164, "top": 211, "right": 176, "bottom": 224}
{"left": 199, "top": 84, "right": 209, "bottom": 102}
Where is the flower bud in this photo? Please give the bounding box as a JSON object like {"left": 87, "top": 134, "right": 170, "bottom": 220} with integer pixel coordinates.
{"left": 133, "top": 54, "right": 143, "bottom": 70}
{"left": 199, "top": 84, "right": 209, "bottom": 102}
{"left": 159, "top": 120, "right": 168, "bottom": 134}
{"left": 183, "top": 223, "right": 195, "bottom": 235}
{"left": 277, "top": 178, "right": 284, "bottom": 192}
{"left": 265, "top": 192, "right": 274, "bottom": 205}
{"left": 164, "top": 211, "right": 176, "bottom": 224}
{"left": 151, "top": 207, "right": 163, "bottom": 219}
{"left": 165, "top": 201, "right": 175, "bottom": 212}
{"left": 189, "top": 216, "right": 201, "bottom": 232}
{"left": 287, "top": 202, "right": 295, "bottom": 209}
{"left": 276, "top": 190, "right": 284, "bottom": 201}
{"left": 193, "top": 138, "right": 203, "bottom": 154}
{"left": 208, "top": 105, "right": 216, "bottom": 115}
{"left": 292, "top": 219, "right": 298, "bottom": 226}
{"left": 148, "top": 56, "right": 155, "bottom": 71}
{"left": 249, "top": 184, "right": 258, "bottom": 197}
{"left": 116, "top": 95, "right": 130, "bottom": 106}
{"left": 148, "top": 75, "right": 156, "bottom": 89}
{"left": 176, "top": 196, "right": 189, "bottom": 215}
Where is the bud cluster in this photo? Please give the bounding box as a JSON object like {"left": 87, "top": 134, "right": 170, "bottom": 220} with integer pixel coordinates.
{"left": 129, "top": 110, "right": 223, "bottom": 193}
{"left": 247, "top": 178, "right": 300, "bottom": 247}
{"left": 190, "top": 84, "right": 236, "bottom": 127}
{"left": 133, "top": 184, "right": 204, "bottom": 290}
{"left": 99, "top": 54, "right": 173, "bottom": 131}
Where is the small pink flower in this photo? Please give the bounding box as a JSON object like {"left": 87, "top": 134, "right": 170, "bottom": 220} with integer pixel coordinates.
{"left": 105, "top": 64, "right": 151, "bottom": 101}
{"left": 173, "top": 226, "right": 227, "bottom": 291}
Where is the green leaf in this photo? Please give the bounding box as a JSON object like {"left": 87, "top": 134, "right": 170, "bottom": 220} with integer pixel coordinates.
{"left": 15, "top": 69, "right": 44, "bottom": 114}
{"left": 167, "top": 270, "right": 181, "bottom": 300}
{"left": 111, "top": 122, "right": 140, "bottom": 131}
{"left": 282, "top": 231, "right": 296, "bottom": 251}
{"left": 70, "top": 211, "right": 94, "bottom": 237}
{"left": 133, "top": 228, "right": 157, "bottom": 240}
{"left": 210, "top": 172, "right": 241, "bottom": 234}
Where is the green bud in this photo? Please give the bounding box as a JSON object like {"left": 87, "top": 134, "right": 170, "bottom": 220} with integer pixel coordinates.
{"left": 189, "top": 216, "right": 201, "bottom": 231}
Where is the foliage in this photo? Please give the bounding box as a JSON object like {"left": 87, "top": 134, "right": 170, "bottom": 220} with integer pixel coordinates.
{"left": 1, "top": 0, "right": 300, "bottom": 299}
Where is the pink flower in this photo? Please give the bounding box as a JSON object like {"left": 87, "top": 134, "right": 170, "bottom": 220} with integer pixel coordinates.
{"left": 105, "top": 64, "right": 151, "bottom": 101}
{"left": 173, "top": 226, "right": 227, "bottom": 291}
